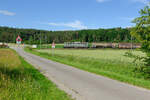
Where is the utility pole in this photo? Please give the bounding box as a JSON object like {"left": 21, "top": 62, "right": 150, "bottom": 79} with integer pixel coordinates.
{"left": 40, "top": 33, "right": 42, "bottom": 49}
{"left": 52, "top": 41, "right": 55, "bottom": 56}
{"left": 131, "top": 36, "right": 133, "bottom": 51}
{"left": 45, "top": 34, "right": 48, "bottom": 48}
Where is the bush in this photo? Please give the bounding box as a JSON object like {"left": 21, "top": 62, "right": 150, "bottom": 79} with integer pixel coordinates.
{"left": 125, "top": 51, "right": 150, "bottom": 79}
{"left": 26, "top": 46, "right": 33, "bottom": 51}
{"left": 0, "top": 44, "right": 9, "bottom": 48}
{"left": 134, "top": 66, "right": 150, "bottom": 79}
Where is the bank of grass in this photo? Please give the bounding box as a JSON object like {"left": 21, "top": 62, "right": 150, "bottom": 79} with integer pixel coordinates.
{"left": 37, "top": 44, "right": 64, "bottom": 49}
{"left": 25, "top": 48, "right": 150, "bottom": 90}
{"left": 0, "top": 49, "right": 72, "bottom": 100}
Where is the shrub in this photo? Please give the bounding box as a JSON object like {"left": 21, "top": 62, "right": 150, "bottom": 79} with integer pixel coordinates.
{"left": 0, "top": 44, "right": 9, "bottom": 48}
{"left": 124, "top": 51, "right": 150, "bottom": 79}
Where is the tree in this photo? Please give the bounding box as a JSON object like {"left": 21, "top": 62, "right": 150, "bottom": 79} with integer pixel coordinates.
{"left": 0, "top": 26, "right": 131, "bottom": 43}
{"left": 131, "top": 6, "right": 150, "bottom": 51}
{"left": 29, "top": 36, "right": 33, "bottom": 45}
{"left": 131, "top": 5, "right": 150, "bottom": 78}
{"left": 0, "top": 32, "right": 10, "bottom": 43}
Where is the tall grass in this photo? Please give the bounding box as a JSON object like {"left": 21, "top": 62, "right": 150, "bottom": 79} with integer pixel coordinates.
{"left": 37, "top": 44, "right": 64, "bottom": 49}
{"left": 25, "top": 48, "right": 150, "bottom": 89}
{"left": 0, "top": 49, "right": 72, "bottom": 100}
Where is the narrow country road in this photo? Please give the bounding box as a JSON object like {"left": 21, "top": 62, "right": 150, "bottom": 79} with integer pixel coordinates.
{"left": 13, "top": 48, "right": 150, "bottom": 100}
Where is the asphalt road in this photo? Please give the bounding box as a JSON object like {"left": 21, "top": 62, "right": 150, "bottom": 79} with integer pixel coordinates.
{"left": 14, "top": 48, "right": 150, "bottom": 100}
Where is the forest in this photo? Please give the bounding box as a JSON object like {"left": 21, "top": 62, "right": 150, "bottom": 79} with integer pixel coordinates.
{"left": 0, "top": 26, "right": 135, "bottom": 44}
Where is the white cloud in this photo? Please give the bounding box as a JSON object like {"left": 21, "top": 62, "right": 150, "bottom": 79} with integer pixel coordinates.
{"left": 119, "top": 17, "right": 135, "bottom": 21}
{"left": 131, "top": 0, "right": 149, "bottom": 5}
{"left": 48, "top": 20, "right": 88, "bottom": 29}
{"left": 96, "top": 0, "right": 110, "bottom": 3}
{"left": 0, "top": 10, "right": 16, "bottom": 16}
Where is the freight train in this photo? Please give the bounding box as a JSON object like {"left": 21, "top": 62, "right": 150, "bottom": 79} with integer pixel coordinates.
{"left": 64, "top": 42, "right": 89, "bottom": 48}
{"left": 64, "top": 42, "right": 141, "bottom": 49}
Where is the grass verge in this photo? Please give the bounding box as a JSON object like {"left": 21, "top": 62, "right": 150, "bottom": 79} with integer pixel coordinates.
{"left": 0, "top": 48, "right": 72, "bottom": 100}
{"left": 25, "top": 48, "right": 150, "bottom": 90}
{"left": 36, "top": 44, "right": 64, "bottom": 49}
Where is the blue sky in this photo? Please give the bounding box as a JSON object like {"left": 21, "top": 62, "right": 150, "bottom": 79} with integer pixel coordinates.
{"left": 0, "top": 0, "right": 149, "bottom": 31}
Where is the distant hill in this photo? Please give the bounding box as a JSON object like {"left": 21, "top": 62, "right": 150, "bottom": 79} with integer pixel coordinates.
{"left": 0, "top": 26, "right": 135, "bottom": 44}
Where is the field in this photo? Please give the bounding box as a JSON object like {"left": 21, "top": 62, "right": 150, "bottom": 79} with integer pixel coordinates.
{"left": 25, "top": 48, "right": 150, "bottom": 89}
{"left": 0, "top": 49, "right": 72, "bottom": 100}
{"left": 38, "top": 48, "right": 145, "bottom": 65}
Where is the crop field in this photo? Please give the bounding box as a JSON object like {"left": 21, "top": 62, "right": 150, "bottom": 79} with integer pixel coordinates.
{"left": 25, "top": 48, "right": 150, "bottom": 89}
{"left": 37, "top": 49, "right": 145, "bottom": 65}
{"left": 0, "top": 49, "right": 72, "bottom": 100}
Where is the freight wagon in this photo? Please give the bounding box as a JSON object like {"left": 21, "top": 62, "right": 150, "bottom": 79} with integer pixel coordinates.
{"left": 64, "top": 42, "right": 141, "bottom": 49}
{"left": 92, "top": 43, "right": 141, "bottom": 49}
{"left": 64, "top": 42, "right": 89, "bottom": 48}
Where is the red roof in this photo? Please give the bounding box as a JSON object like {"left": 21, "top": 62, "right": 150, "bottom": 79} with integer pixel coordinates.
{"left": 16, "top": 35, "right": 22, "bottom": 41}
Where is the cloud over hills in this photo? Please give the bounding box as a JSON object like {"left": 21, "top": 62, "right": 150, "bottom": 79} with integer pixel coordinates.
{"left": 48, "top": 20, "right": 87, "bottom": 29}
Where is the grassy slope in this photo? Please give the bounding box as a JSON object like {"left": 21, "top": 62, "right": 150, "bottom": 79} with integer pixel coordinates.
{"left": 36, "top": 44, "right": 64, "bottom": 49}
{"left": 25, "top": 48, "right": 150, "bottom": 90}
{"left": 0, "top": 49, "right": 72, "bottom": 100}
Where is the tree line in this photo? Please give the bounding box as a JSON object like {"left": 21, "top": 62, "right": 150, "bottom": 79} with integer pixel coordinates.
{"left": 0, "top": 26, "right": 135, "bottom": 44}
